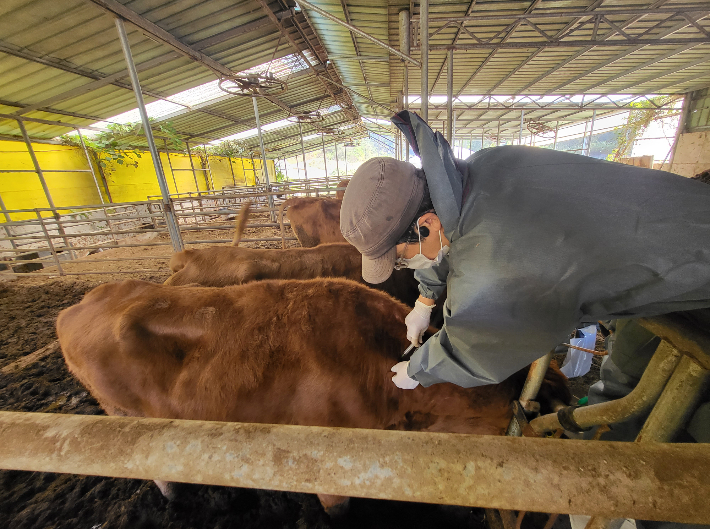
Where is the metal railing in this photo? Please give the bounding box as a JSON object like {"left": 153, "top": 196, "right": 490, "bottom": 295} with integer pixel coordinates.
{"left": 0, "top": 182, "right": 349, "bottom": 277}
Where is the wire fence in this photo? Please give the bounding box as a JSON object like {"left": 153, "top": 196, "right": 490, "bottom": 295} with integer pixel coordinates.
{"left": 0, "top": 178, "right": 350, "bottom": 278}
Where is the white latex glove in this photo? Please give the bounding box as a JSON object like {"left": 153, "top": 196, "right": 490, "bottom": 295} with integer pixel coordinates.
{"left": 405, "top": 299, "right": 435, "bottom": 346}
{"left": 391, "top": 361, "right": 419, "bottom": 389}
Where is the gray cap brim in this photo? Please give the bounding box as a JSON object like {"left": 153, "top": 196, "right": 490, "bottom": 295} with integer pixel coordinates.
{"left": 361, "top": 246, "right": 397, "bottom": 284}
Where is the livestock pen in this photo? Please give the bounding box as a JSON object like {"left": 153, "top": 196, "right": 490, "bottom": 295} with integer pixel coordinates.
{"left": 2, "top": 0, "right": 710, "bottom": 527}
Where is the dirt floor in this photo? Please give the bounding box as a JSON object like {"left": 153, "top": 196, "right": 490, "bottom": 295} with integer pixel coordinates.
{"left": 0, "top": 217, "right": 591, "bottom": 528}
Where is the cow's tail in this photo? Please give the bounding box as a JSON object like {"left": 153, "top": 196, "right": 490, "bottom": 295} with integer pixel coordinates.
{"left": 278, "top": 198, "right": 293, "bottom": 249}
{"left": 231, "top": 201, "right": 252, "bottom": 246}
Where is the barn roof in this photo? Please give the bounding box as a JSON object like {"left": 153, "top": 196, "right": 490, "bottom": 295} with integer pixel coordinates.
{"left": 0, "top": 0, "right": 708, "bottom": 158}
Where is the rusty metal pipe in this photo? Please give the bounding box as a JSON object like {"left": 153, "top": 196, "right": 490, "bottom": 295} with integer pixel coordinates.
{"left": 531, "top": 341, "right": 682, "bottom": 434}
{"left": 636, "top": 355, "right": 710, "bottom": 443}
{"left": 0, "top": 411, "right": 709, "bottom": 523}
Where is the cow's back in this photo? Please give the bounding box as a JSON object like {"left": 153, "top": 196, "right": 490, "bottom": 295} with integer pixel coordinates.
{"left": 58, "top": 278, "right": 570, "bottom": 434}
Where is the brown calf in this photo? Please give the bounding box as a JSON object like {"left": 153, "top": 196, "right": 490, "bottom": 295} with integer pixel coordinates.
{"left": 57, "top": 278, "right": 570, "bottom": 512}
{"left": 166, "top": 204, "right": 441, "bottom": 322}
{"left": 278, "top": 197, "right": 346, "bottom": 248}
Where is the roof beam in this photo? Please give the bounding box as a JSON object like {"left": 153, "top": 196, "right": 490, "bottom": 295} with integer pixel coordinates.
{"left": 545, "top": 18, "right": 703, "bottom": 93}
{"left": 254, "top": 0, "right": 342, "bottom": 114}
{"left": 431, "top": 0, "right": 478, "bottom": 92}
{"left": 86, "top": 0, "right": 294, "bottom": 114}
{"left": 11, "top": 14, "right": 286, "bottom": 116}
{"left": 86, "top": 0, "right": 236, "bottom": 79}
{"left": 576, "top": 43, "right": 701, "bottom": 92}
{"left": 297, "top": 0, "right": 419, "bottom": 66}
{"left": 189, "top": 93, "right": 337, "bottom": 139}
{"left": 515, "top": 0, "right": 671, "bottom": 93}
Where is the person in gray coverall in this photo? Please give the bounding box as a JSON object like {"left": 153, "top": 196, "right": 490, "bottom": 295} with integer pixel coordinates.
{"left": 339, "top": 110, "right": 710, "bottom": 391}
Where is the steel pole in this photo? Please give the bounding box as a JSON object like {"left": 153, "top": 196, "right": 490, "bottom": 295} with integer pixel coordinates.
{"left": 518, "top": 109, "right": 524, "bottom": 145}
{"left": 0, "top": 192, "right": 17, "bottom": 250}
{"left": 76, "top": 129, "right": 105, "bottom": 204}
{"left": 586, "top": 109, "right": 597, "bottom": 156}
{"left": 252, "top": 96, "right": 275, "bottom": 222}
{"left": 420, "top": 0, "right": 429, "bottom": 123}
{"left": 185, "top": 141, "right": 200, "bottom": 191}
{"left": 115, "top": 17, "right": 183, "bottom": 252}
{"left": 446, "top": 49, "right": 453, "bottom": 142}
{"left": 334, "top": 142, "right": 340, "bottom": 176}
{"left": 496, "top": 121, "right": 501, "bottom": 146}
{"left": 1, "top": 411, "right": 709, "bottom": 524}
{"left": 203, "top": 145, "right": 215, "bottom": 191}
{"left": 35, "top": 209, "right": 64, "bottom": 275}
{"left": 636, "top": 355, "right": 710, "bottom": 443}
{"left": 298, "top": 122, "right": 309, "bottom": 196}
{"left": 553, "top": 121, "right": 559, "bottom": 150}
{"left": 400, "top": 9, "right": 410, "bottom": 162}
{"left": 163, "top": 142, "right": 179, "bottom": 194}
{"left": 321, "top": 133, "right": 328, "bottom": 187}
{"left": 17, "top": 119, "right": 74, "bottom": 257}
{"left": 227, "top": 157, "right": 236, "bottom": 186}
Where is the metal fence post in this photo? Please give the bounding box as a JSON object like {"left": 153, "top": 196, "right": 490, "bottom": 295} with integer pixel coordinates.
{"left": 321, "top": 133, "right": 329, "bottom": 187}
{"left": 298, "top": 122, "right": 310, "bottom": 196}
{"left": 17, "top": 118, "right": 74, "bottom": 258}
{"left": 35, "top": 209, "right": 64, "bottom": 276}
{"left": 252, "top": 95, "right": 276, "bottom": 222}
{"left": 334, "top": 142, "right": 340, "bottom": 177}
{"left": 115, "top": 17, "right": 183, "bottom": 252}
{"left": 185, "top": 141, "right": 201, "bottom": 192}
{"left": 76, "top": 129, "right": 106, "bottom": 205}
{"left": 203, "top": 145, "right": 215, "bottom": 191}
{"left": 586, "top": 110, "right": 597, "bottom": 156}
{"left": 0, "top": 192, "right": 18, "bottom": 250}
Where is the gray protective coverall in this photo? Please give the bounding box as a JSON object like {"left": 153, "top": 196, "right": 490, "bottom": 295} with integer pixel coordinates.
{"left": 392, "top": 111, "right": 710, "bottom": 388}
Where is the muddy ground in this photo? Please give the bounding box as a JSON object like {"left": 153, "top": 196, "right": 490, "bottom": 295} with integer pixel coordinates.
{"left": 0, "top": 219, "right": 588, "bottom": 528}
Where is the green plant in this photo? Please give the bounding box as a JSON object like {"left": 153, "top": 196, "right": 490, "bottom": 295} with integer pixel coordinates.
{"left": 608, "top": 96, "right": 679, "bottom": 162}
{"left": 61, "top": 119, "right": 183, "bottom": 169}
{"left": 274, "top": 169, "right": 286, "bottom": 183}
{"left": 205, "top": 139, "right": 249, "bottom": 158}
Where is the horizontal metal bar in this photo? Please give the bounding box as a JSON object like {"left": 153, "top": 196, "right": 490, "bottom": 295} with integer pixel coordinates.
{"left": 0, "top": 200, "right": 158, "bottom": 213}
{"left": 0, "top": 227, "right": 157, "bottom": 240}
{"left": 413, "top": 7, "right": 710, "bottom": 22}
{"left": 415, "top": 38, "right": 710, "bottom": 50}
{"left": 0, "top": 169, "right": 92, "bottom": 173}
{"left": 1, "top": 269, "right": 166, "bottom": 276}
{"left": 183, "top": 237, "right": 297, "bottom": 244}
{"left": 0, "top": 256, "right": 169, "bottom": 266}
{"left": 0, "top": 412, "right": 708, "bottom": 523}
{"left": 0, "top": 241, "right": 173, "bottom": 254}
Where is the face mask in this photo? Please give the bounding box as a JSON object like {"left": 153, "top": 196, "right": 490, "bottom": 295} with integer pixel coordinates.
{"left": 396, "top": 219, "right": 449, "bottom": 270}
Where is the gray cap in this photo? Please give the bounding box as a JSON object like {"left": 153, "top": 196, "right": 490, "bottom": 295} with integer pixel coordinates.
{"left": 340, "top": 157, "right": 425, "bottom": 283}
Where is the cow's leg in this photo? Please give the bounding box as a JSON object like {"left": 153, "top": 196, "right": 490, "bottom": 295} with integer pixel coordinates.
{"left": 317, "top": 493, "right": 350, "bottom": 518}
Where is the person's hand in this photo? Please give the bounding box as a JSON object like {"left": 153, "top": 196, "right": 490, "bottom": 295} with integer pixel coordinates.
{"left": 405, "top": 299, "right": 436, "bottom": 346}
{"left": 391, "top": 361, "right": 419, "bottom": 389}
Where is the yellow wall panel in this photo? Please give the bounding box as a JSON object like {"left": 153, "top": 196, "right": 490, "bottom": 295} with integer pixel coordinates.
{"left": 0, "top": 139, "right": 277, "bottom": 221}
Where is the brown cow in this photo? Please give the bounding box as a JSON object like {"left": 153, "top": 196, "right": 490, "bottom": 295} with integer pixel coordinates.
{"left": 335, "top": 179, "right": 350, "bottom": 200}
{"left": 57, "top": 278, "right": 570, "bottom": 514}
{"left": 166, "top": 204, "right": 444, "bottom": 326}
{"left": 278, "top": 197, "right": 346, "bottom": 248}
